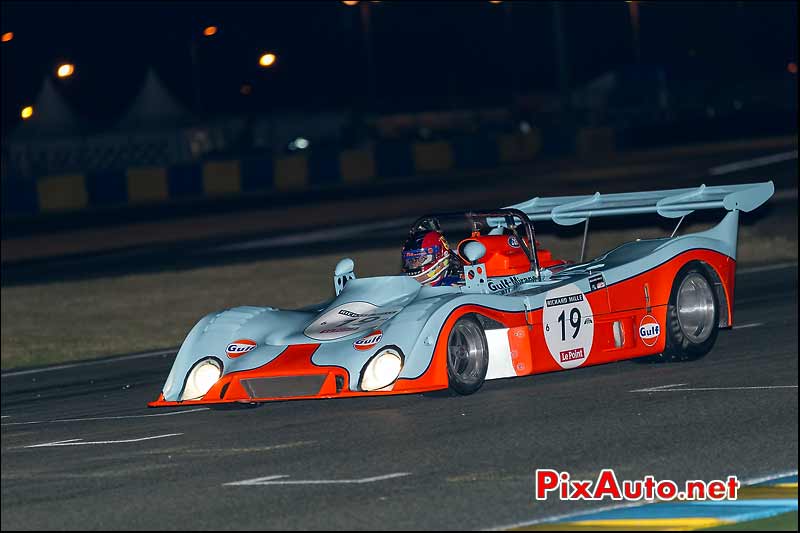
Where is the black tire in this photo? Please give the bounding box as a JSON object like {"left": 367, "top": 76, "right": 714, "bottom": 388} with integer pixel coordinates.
{"left": 446, "top": 315, "right": 489, "bottom": 395}
{"left": 661, "top": 264, "right": 720, "bottom": 361}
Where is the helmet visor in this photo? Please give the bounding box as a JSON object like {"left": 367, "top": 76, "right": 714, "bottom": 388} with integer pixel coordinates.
{"left": 402, "top": 244, "right": 443, "bottom": 272}
{"left": 402, "top": 247, "right": 434, "bottom": 271}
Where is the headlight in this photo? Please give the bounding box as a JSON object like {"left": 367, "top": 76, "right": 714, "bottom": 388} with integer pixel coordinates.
{"left": 181, "top": 358, "right": 222, "bottom": 400}
{"left": 360, "top": 348, "right": 403, "bottom": 391}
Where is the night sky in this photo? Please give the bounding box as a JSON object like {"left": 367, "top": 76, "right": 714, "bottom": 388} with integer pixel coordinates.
{"left": 1, "top": 1, "right": 797, "bottom": 132}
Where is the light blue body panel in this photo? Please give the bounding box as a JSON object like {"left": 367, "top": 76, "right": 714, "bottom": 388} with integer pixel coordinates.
{"left": 159, "top": 182, "right": 772, "bottom": 402}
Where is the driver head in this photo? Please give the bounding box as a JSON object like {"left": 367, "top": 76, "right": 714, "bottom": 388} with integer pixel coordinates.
{"left": 401, "top": 230, "right": 451, "bottom": 286}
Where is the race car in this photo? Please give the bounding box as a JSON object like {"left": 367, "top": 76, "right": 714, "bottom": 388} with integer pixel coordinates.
{"left": 149, "top": 181, "right": 774, "bottom": 407}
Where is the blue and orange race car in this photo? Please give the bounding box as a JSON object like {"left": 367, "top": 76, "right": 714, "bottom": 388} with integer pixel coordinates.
{"left": 149, "top": 181, "right": 773, "bottom": 407}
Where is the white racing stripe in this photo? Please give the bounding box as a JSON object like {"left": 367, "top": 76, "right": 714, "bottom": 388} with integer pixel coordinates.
{"left": 224, "top": 472, "right": 411, "bottom": 486}
{"left": 24, "top": 433, "right": 182, "bottom": 448}
{"left": 1, "top": 408, "right": 208, "bottom": 427}
{"left": 488, "top": 470, "right": 799, "bottom": 531}
{"left": 1, "top": 348, "right": 176, "bottom": 378}
{"left": 708, "top": 150, "right": 798, "bottom": 175}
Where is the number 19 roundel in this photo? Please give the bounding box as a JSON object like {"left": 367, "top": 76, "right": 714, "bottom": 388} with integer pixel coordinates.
{"left": 542, "top": 283, "right": 594, "bottom": 369}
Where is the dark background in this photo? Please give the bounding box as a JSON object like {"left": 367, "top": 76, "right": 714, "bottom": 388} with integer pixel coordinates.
{"left": 2, "top": 1, "right": 797, "bottom": 131}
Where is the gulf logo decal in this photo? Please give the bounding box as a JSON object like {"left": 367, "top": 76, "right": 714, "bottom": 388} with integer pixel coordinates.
{"left": 639, "top": 315, "right": 661, "bottom": 347}
{"left": 226, "top": 339, "right": 257, "bottom": 358}
{"left": 354, "top": 331, "right": 382, "bottom": 351}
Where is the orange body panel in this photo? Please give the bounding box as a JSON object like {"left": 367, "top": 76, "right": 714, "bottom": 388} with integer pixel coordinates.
{"left": 456, "top": 234, "right": 567, "bottom": 277}
{"left": 508, "top": 326, "right": 534, "bottom": 375}
{"left": 604, "top": 249, "right": 735, "bottom": 327}
{"left": 457, "top": 235, "right": 531, "bottom": 276}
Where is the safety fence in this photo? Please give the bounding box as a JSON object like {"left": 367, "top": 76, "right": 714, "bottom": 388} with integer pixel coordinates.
{"left": 1, "top": 127, "right": 615, "bottom": 218}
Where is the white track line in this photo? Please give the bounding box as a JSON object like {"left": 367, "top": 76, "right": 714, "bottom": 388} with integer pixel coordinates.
{"left": 224, "top": 472, "right": 411, "bottom": 486}
{"left": 631, "top": 383, "right": 689, "bottom": 392}
{"left": 211, "top": 217, "right": 411, "bottom": 253}
{"left": 487, "top": 470, "right": 799, "bottom": 531}
{"left": 733, "top": 322, "right": 764, "bottom": 330}
{"left": 1, "top": 348, "right": 176, "bottom": 378}
{"left": 1, "top": 408, "right": 208, "bottom": 427}
{"left": 740, "top": 470, "right": 799, "bottom": 487}
{"left": 630, "top": 385, "right": 797, "bottom": 393}
{"left": 708, "top": 150, "right": 798, "bottom": 175}
{"left": 225, "top": 475, "right": 288, "bottom": 485}
{"left": 25, "top": 433, "right": 182, "bottom": 448}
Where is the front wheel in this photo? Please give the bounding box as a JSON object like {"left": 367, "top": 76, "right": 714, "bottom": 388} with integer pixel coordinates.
{"left": 662, "top": 265, "right": 720, "bottom": 361}
{"left": 446, "top": 316, "right": 489, "bottom": 395}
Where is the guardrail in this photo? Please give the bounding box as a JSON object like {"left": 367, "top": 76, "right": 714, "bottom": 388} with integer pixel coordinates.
{"left": 0, "top": 126, "right": 617, "bottom": 218}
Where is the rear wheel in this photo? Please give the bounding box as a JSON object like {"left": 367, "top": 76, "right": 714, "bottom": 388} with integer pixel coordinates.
{"left": 662, "top": 265, "right": 719, "bottom": 361}
{"left": 447, "top": 316, "right": 489, "bottom": 395}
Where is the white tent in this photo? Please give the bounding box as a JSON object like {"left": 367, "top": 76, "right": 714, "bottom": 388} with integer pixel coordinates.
{"left": 116, "top": 67, "right": 191, "bottom": 130}
{"left": 12, "top": 76, "right": 84, "bottom": 139}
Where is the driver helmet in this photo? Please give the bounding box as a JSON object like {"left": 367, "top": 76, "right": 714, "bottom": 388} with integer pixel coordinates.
{"left": 402, "top": 230, "right": 451, "bottom": 286}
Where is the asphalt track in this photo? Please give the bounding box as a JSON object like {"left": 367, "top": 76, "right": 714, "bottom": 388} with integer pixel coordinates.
{"left": 1, "top": 263, "right": 797, "bottom": 530}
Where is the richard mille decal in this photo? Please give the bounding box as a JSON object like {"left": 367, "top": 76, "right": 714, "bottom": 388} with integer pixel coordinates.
{"left": 304, "top": 302, "right": 400, "bottom": 341}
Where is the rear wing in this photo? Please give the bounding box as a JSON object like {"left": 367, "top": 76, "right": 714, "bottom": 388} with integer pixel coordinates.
{"left": 506, "top": 181, "right": 774, "bottom": 226}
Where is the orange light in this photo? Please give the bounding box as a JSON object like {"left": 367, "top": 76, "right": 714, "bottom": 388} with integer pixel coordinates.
{"left": 489, "top": 0, "right": 502, "bottom": 3}
{"left": 342, "top": 1, "right": 359, "bottom": 5}
{"left": 203, "top": 26, "right": 217, "bottom": 37}
{"left": 56, "top": 63, "right": 74, "bottom": 78}
{"left": 21, "top": 106, "right": 33, "bottom": 119}
{"left": 259, "top": 52, "right": 276, "bottom": 67}
{"left": 1, "top": 32, "right": 13, "bottom": 43}
{"left": 789, "top": 62, "right": 798, "bottom": 75}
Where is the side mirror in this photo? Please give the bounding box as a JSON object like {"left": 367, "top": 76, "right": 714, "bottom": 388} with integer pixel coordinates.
{"left": 334, "top": 258, "right": 356, "bottom": 296}
{"left": 462, "top": 241, "right": 486, "bottom": 263}
{"left": 334, "top": 257, "right": 355, "bottom": 277}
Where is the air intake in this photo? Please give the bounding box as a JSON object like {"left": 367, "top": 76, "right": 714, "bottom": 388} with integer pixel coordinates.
{"left": 241, "top": 375, "right": 327, "bottom": 399}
